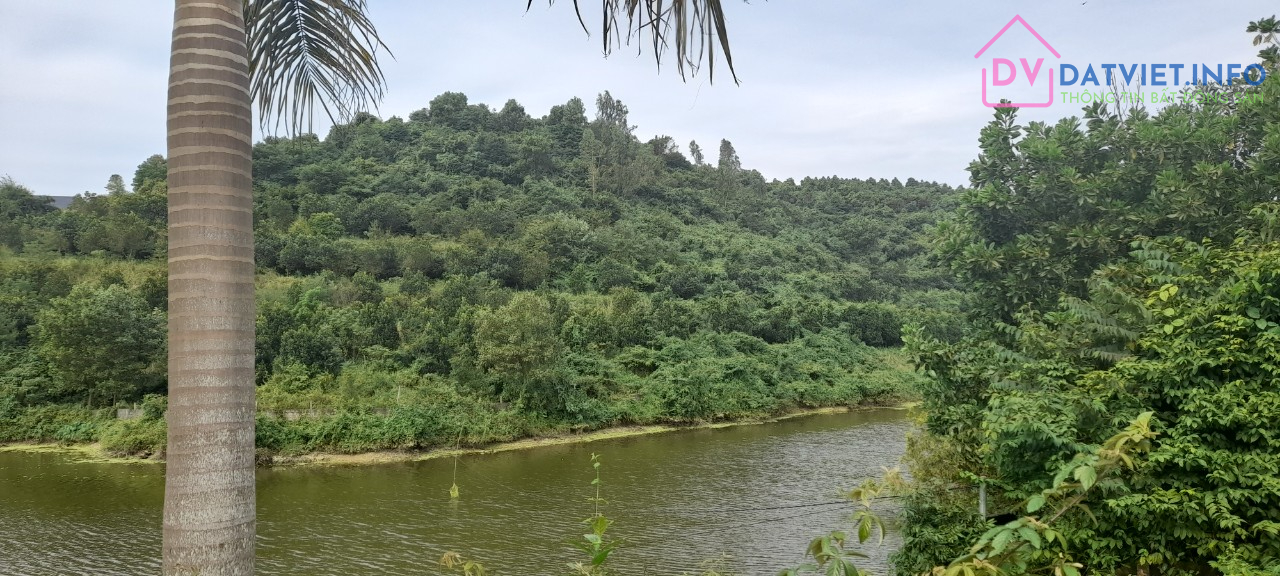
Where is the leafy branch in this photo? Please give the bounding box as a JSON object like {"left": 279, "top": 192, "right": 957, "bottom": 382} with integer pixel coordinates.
{"left": 570, "top": 453, "right": 623, "bottom": 575}
{"left": 779, "top": 467, "right": 907, "bottom": 576}
{"left": 936, "top": 412, "right": 1157, "bottom": 576}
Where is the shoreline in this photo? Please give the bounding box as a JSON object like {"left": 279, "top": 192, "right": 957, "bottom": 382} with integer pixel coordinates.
{"left": 0, "top": 402, "right": 917, "bottom": 468}
{"left": 0, "top": 441, "right": 147, "bottom": 465}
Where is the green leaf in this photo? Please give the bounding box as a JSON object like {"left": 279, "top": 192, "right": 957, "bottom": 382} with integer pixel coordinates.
{"left": 1074, "top": 465, "right": 1097, "bottom": 490}
{"left": 1018, "top": 526, "right": 1042, "bottom": 549}
{"left": 991, "top": 529, "right": 1013, "bottom": 554}
{"left": 1027, "top": 494, "right": 1045, "bottom": 513}
{"left": 973, "top": 526, "right": 1000, "bottom": 551}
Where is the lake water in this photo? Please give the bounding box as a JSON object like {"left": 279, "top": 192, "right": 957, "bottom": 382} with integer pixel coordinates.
{"left": 0, "top": 408, "right": 912, "bottom": 575}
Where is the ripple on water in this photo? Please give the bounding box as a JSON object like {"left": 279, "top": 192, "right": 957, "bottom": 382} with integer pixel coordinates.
{"left": 0, "top": 409, "right": 913, "bottom": 576}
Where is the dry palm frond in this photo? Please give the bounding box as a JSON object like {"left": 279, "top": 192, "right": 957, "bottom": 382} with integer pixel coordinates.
{"left": 532, "top": 0, "right": 742, "bottom": 84}
{"left": 244, "top": 0, "right": 391, "bottom": 135}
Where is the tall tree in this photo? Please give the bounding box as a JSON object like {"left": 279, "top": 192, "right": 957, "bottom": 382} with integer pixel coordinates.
{"left": 162, "top": 2, "right": 743, "bottom": 574}
{"left": 133, "top": 154, "right": 168, "bottom": 192}
{"left": 163, "top": 3, "right": 260, "bottom": 573}
{"left": 106, "top": 174, "right": 128, "bottom": 196}
{"left": 716, "top": 138, "right": 740, "bottom": 172}
{"left": 587, "top": 90, "right": 643, "bottom": 194}
{"left": 580, "top": 128, "right": 606, "bottom": 198}
{"left": 163, "top": 1, "right": 385, "bottom": 574}
{"left": 715, "top": 138, "right": 740, "bottom": 209}
{"left": 594, "top": 90, "right": 631, "bottom": 132}
{"left": 689, "top": 139, "right": 705, "bottom": 165}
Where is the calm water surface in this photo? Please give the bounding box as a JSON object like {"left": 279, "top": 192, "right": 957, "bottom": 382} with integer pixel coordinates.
{"left": 0, "top": 409, "right": 912, "bottom": 575}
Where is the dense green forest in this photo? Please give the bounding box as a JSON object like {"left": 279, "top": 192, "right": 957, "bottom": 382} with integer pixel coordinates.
{"left": 888, "top": 39, "right": 1280, "bottom": 576}
{"left": 0, "top": 91, "right": 960, "bottom": 456}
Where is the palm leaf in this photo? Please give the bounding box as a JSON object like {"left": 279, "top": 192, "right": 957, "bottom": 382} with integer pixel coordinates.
{"left": 244, "top": 0, "right": 391, "bottom": 135}
{"left": 532, "top": 0, "right": 743, "bottom": 84}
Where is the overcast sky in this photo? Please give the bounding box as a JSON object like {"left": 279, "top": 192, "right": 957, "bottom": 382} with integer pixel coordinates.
{"left": 0, "top": 1, "right": 1272, "bottom": 196}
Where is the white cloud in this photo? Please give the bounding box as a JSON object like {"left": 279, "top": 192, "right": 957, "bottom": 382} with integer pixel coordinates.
{"left": 0, "top": 0, "right": 1273, "bottom": 194}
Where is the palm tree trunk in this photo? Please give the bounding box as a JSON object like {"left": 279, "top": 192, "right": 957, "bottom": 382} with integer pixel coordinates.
{"left": 164, "top": 1, "right": 256, "bottom": 574}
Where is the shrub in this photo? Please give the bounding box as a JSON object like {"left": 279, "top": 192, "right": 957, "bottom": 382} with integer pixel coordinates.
{"left": 0, "top": 404, "right": 104, "bottom": 443}
{"left": 99, "top": 417, "right": 166, "bottom": 456}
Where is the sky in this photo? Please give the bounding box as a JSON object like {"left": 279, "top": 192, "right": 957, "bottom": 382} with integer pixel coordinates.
{"left": 0, "top": 1, "right": 1273, "bottom": 196}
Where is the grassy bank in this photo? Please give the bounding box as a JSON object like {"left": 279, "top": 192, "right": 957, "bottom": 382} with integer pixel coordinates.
{"left": 0, "top": 347, "right": 921, "bottom": 464}
{"left": 0, "top": 441, "right": 157, "bottom": 465}
{"left": 262, "top": 403, "right": 910, "bottom": 467}
{"left": 270, "top": 399, "right": 916, "bottom": 468}
{"left": 0, "top": 403, "right": 914, "bottom": 467}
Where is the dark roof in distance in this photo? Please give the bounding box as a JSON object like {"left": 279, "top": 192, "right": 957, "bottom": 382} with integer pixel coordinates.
{"left": 41, "top": 196, "right": 75, "bottom": 209}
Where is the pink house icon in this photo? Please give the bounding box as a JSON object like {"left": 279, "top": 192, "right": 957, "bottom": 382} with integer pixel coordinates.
{"left": 975, "top": 15, "right": 1060, "bottom": 108}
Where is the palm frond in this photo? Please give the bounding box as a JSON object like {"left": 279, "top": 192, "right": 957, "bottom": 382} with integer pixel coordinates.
{"left": 244, "top": 0, "right": 391, "bottom": 135}
{"left": 533, "top": 0, "right": 743, "bottom": 84}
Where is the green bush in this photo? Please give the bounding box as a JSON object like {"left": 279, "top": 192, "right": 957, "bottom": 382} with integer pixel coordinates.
{"left": 890, "top": 493, "right": 989, "bottom": 576}
{"left": 140, "top": 393, "right": 167, "bottom": 420}
{"left": 99, "top": 417, "right": 166, "bottom": 456}
{"left": 0, "top": 404, "right": 104, "bottom": 443}
{"left": 841, "top": 302, "right": 902, "bottom": 346}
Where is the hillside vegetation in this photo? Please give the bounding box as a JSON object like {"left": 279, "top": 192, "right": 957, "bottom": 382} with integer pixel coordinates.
{"left": 0, "top": 91, "right": 960, "bottom": 456}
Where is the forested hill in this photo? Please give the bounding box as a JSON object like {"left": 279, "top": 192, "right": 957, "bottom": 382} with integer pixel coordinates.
{"left": 0, "top": 91, "right": 962, "bottom": 455}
